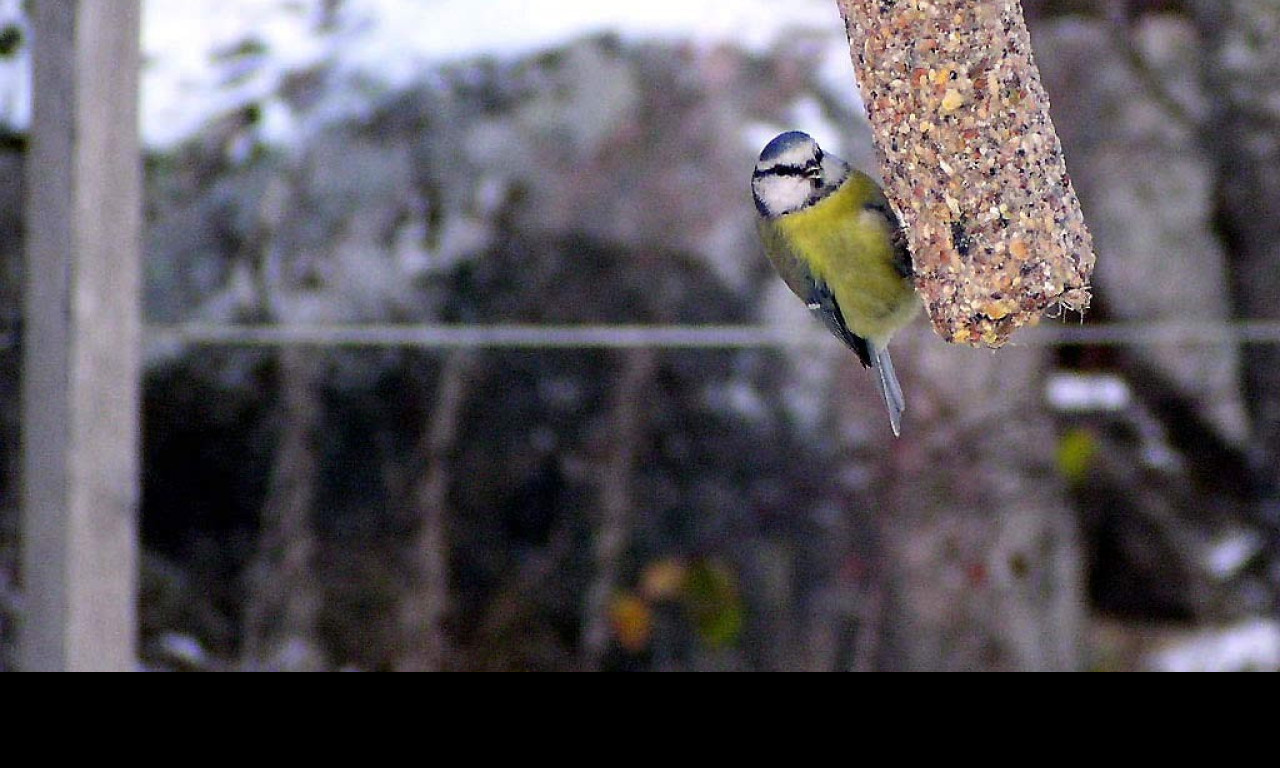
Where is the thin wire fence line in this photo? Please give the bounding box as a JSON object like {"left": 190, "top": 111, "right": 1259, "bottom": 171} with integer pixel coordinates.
{"left": 139, "top": 320, "right": 1280, "bottom": 350}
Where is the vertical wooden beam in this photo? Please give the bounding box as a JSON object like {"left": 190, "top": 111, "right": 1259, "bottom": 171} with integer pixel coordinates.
{"left": 22, "top": 0, "right": 141, "bottom": 672}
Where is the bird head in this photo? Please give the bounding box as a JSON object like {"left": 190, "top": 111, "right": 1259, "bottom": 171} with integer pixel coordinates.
{"left": 752, "top": 131, "right": 850, "bottom": 218}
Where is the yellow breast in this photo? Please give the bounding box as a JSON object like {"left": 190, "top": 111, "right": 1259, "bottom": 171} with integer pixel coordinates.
{"left": 774, "top": 175, "right": 919, "bottom": 346}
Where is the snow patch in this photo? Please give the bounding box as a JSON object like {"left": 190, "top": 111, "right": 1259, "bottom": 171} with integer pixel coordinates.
{"left": 4, "top": 1, "right": 854, "bottom": 150}
{"left": 142, "top": 0, "right": 844, "bottom": 149}
{"left": 1046, "top": 372, "right": 1132, "bottom": 413}
{"left": 1147, "top": 620, "right": 1280, "bottom": 673}
{"left": 0, "top": 0, "right": 30, "bottom": 133}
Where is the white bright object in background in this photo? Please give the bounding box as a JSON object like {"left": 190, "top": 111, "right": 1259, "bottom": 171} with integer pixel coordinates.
{"left": 1146, "top": 619, "right": 1280, "bottom": 673}
{"left": 0, "top": 0, "right": 30, "bottom": 131}
{"left": 1046, "top": 372, "right": 1132, "bottom": 413}
{"left": 1202, "top": 529, "right": 1263, "bottom": 581}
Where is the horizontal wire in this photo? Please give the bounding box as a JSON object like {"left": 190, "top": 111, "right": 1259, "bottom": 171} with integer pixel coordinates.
{"left": 137, "top": 320, "right": 1280, "bottom": 350}
{"left": 4, "top": 322, "right": 1278, "bottom": 353}
{"left": 145, "top": 324, "right": 800, "bottom": 350}
{"left": 1020, "top": 321, "right": 1280, "bottom": 347}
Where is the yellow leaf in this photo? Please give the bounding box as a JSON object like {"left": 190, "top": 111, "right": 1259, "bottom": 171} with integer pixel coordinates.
{"left": 610, "top": 593, "right": 653, "bottom": 653}
{"left": 641, "top": 558, "right": 688, "bottom": 602}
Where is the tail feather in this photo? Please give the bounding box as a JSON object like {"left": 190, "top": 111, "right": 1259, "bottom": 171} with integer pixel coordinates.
{"left": 869, "top": 344, "right": 906, "bottom": 437}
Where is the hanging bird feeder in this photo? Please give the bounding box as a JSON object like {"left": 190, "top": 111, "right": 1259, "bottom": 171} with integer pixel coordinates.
{"left": 837, "top": 0, "right": 1096, "bottom": 347}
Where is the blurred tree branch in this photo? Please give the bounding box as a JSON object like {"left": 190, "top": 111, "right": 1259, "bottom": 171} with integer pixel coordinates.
{"left": 581, "top": 349, "right": 658, "bottom": 669}
{"left": 1076, "top": 360, "right": 1265, "bottom": 621}
{"left": 1189, "top": 2, "right": 1280, "bottom": 536}
{"left": 875, "top": 341, "right": 1084, "bottom": 671}
{"left": 1102, "top": 0, "right": 1201, "bottom": 131}
{"left": 242, "top": 349, "right": 324, "bottom": 670}
{"left": 239, "top": 152, "right": 323, "bottom": 670}
{"left": 397, "top": 352, "right": 476, "bottom": 671}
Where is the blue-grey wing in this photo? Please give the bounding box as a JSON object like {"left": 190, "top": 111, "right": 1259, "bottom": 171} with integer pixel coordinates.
{"left": 806, "top": 278, "right": 873, "bottom": 369}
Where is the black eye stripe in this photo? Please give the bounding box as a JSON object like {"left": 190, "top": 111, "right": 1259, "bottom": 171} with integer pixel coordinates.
{"left": 758, "top": 163, "right": 820, "bottom": 179}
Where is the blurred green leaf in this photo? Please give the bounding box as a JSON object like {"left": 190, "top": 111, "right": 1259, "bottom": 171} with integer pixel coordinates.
{"left": 683, "top": 559, "right": 742, "bottom": 649}
{"left": 1057, "top": 427, "right": 1098, "bottom": 486}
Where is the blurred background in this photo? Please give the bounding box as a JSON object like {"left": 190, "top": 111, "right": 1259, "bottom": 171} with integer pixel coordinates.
{"left": 3, "top": 0, "right": 1280, "bottom": 671}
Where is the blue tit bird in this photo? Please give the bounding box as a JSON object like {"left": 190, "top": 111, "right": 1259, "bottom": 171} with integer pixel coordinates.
{"left": 752, "top": 131, "right": 919, "bottom": 436}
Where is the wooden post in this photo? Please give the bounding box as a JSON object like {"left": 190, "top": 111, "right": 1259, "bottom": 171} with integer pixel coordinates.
{"left": 21, "top": 0, "right": 141, "bottom": 671}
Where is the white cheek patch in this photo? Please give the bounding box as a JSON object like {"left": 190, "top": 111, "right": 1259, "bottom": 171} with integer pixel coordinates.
{"left": 755, "top": 175, "right": 812, "bottom": 217}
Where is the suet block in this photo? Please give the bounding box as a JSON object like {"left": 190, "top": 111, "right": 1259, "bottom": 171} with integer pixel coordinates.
{"left": 838, "top": 0, "right": 1095, "bottom": 348}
